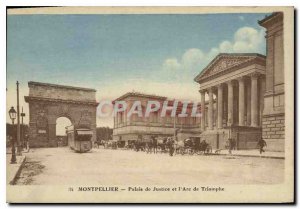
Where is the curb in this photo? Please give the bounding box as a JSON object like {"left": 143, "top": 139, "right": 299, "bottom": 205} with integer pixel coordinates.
{"left": 210, "top": 153, "right": 285, "bottom": 159}
{"left": 9, "top": 156, "right": 26, "bottom": 185}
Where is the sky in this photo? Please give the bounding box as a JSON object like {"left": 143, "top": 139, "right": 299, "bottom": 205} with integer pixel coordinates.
{"left": 6, "top": 13, "right": 269, "bottom": 134}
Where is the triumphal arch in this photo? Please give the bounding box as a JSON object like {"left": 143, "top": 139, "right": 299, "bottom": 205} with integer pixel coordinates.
{"left": 25, "top": 81, "right": 98, "bottom": 147}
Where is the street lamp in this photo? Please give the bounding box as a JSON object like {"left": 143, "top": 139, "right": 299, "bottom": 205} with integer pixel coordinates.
{"left": 9, "top": 106, "right": 17, "bottom": 164}
{"left": 9, "top": 106, "right": 16, "bottom": 123}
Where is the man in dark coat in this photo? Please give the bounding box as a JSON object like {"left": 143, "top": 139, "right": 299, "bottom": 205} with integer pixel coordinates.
{"left": 152, "top": 136, "right": 158, "bottom": 154}
{"left": 227, "top": 138, "right": 233, "bottom": 154}
{"left": 168, "top": 138, "right": 175, "bottom": 156}
{"left": 257, "top": 138, "right": 267, "bottom": 154}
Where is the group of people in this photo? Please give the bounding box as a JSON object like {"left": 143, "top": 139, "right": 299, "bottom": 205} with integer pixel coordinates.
{"left": 134, "top": 137, "right": 211, "bottom": 156}
{"left": 99, "top": 135, "right": 268, "bottom": 156}
{"left": 226, "top": 137, "right": 267, "bottom": 155}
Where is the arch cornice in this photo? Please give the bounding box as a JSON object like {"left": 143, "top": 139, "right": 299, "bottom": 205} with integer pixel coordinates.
{"left": 25, "top": 96, "right": 99, "bottom": 106}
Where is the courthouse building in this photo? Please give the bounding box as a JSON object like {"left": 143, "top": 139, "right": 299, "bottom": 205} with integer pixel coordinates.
{"left": 112, "top": 92, "right": 201, "bottom": 145}
{"left": 194, "top": 53, "right": 266, "bottom": 150}
{"left": 193, "top": 12, "right": 285, "bottom": 151}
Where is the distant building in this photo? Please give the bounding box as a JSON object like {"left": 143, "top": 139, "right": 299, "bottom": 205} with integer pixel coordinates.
{"left": 112, "top": 92, "right": 201, "bottom": 146}
{"left": 259, "top": 12, "right": 285, "bottom": 151}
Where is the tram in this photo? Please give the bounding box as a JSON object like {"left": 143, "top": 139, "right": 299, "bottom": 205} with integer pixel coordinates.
{"left": 66, "top": 125, "right": 93, "bottom": 153}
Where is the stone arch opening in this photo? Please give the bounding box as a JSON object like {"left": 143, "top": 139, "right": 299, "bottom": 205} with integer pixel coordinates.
{"left": 56, "top": 117, "right": 72, "bottom": 147}
{"left": 56, "top": 117, "right": 72, "bottom": 136}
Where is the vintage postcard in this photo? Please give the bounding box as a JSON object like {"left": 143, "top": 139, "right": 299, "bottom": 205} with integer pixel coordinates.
{"left": 6, "top": 6, "right": 294, "bottom": 203}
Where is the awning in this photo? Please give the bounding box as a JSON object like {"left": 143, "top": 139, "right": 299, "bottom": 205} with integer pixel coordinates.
{"left": 77, "top": 130, "right": 93, "bottom": 135}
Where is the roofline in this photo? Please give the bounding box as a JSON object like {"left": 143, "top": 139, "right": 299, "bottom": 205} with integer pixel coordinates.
{"left": 216, "top": 53, "right": 266, "bottom": 58}
{"left": 114, "top": 92, "right": 167, "bottom": 101}
{"left": 193, "top": 53, "right": 266, "bottom": 83}
{"left": 258, "top": 12, "right": 283, "bottom": 26}
{"left": 28, "top": 81, "right": 96, "bottom": 92}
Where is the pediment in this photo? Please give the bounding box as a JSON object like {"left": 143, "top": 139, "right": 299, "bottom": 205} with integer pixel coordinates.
{"left": 194, "top": 53, "right": 265, "bottom": 83}
{"left": 203, "top": 56, "right": 253, "bottom": 77}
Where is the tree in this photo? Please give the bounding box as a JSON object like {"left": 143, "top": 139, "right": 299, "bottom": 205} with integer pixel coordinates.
{"left": 96, "top": 127, "right": 113, "bottom": 141}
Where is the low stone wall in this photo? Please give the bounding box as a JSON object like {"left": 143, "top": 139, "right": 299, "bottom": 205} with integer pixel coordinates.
{"left": 201, "top": 130, "right": 229, "bottom": 149}
{"left": 201, "top": 126, "right": 261, "bottom": 150}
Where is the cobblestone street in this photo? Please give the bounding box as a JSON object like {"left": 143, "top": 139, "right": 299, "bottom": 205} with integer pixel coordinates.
{"left": 15, "top": 147, "right": 284, "bottom": 185}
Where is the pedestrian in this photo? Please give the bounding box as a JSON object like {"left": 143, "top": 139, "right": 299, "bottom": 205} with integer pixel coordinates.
{"left": 168, "top": 137, "right": 175, "bottom": 156}
{"left": 257, "top": 138, "right": 267, "bottom": 154}
{"left": 94, "top": 141, "right": 99, "bottom": 149}
{"left": 152, "top": 136, "right": 158, "bottom": 154}
{"left": 227, "top": 138, "right": 233, "bottom": 154}
{"left": 232, "top": 138, "right": 236, "bottom": 150}
{"left": 25, "top": 134, "right": 29, "bottom": 150}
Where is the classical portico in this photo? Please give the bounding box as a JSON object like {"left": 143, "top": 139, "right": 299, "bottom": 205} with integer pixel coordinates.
{"left": 195, "top": 53, "right": 266, "bottom": 149}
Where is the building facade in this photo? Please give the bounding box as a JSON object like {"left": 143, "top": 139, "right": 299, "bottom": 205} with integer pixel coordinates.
{"left": 259, "top": 12, "right": 285, "bottom": 151}
{"left": 112, "top": 92, "right": 201, "bottom": 145}
{"left": 194, "top": 53, "right": 266, "bottom": 150}
{"left": 113, "top": 13, "right": 285, "bottom": 152}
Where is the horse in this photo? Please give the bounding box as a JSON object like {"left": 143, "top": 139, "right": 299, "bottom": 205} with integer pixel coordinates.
{"left": 175, "top": 140, "right": 185, "bottom": 155}
{"left": 146, "top": 140, "right": 153, "bottom": 154}
{"left": 157, "top": 138, "right": 168, "bottom": 153}
{"left": 199, "top": 140, "right": 212, "bottom": 154}
{"left": 134, "top": 140, "right": 146, "bottom": 152}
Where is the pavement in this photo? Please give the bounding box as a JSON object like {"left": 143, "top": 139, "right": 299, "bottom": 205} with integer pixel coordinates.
{"left": 6, "top": 154, "right": 26, "bottom": 185}
{"left": 210, "top": 149, "right": 285, "bottom": 159}
{"left": 15, "top": 147, "right": 284, "bottom": 185}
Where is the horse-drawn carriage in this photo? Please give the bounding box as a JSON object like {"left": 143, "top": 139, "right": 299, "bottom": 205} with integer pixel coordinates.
{"left": 175, "top": 138, "right": 212, "bottom": 155}
{"left": 104, "top": 140, "right": 118, "bottom": 149}
{"left": 134, "top": 136, "right": 166, "bottom": 154}
{"left": 118, "top": 134, "right": 213, "bottom": 156}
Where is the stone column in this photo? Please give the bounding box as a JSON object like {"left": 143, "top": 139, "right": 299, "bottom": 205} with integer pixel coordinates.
{"left": 200, "top": 90, "right": 206, "bottom": 131}
{"left": 227, "top": 81, "right": 233, "bottom": 126}
{"left": 251, "top": 73, "right": 259, "bottom": 127}
{"left": 238, "top": 77, "right": 245, "bottom": 126}
{"left": 208, "top": 88, "right": 214, "bottom": 130}
{"left": 246, "top": 80, "right": 251, "bottom": 126}
{"left": 260, "top": 76, "right": 266, "bottom": 125}
{"left": 116, "top": 113, "right": 119, "bottom": 128}
{"left": 217, "top": 84, "right": 223, "bottom": 129}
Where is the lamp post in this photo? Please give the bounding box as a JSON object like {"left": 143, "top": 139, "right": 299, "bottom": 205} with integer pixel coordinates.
{"left": 21, "top": 107, "right": 26, "bottom": 150}
{"left": 9, "top": 106, "right": 17, "bottom": 164}
{"left": 16, "top": 81, "right": 22, "bottom": 156}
